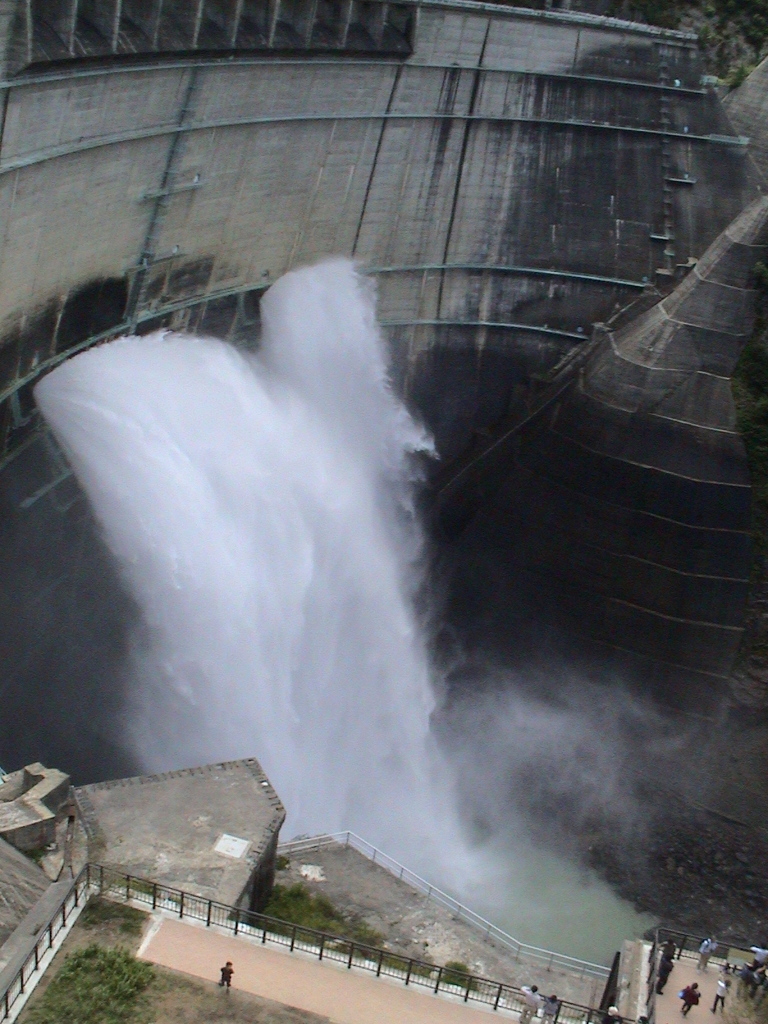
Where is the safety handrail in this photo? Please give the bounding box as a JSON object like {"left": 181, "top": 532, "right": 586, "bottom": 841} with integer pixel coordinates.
{"left": 278, "top": 831, "right": 611, "bottom": 978}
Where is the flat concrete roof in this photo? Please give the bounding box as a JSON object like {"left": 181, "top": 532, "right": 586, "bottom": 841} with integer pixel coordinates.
{"left": 75, "top": 758, "right": 285, "bottom": 908}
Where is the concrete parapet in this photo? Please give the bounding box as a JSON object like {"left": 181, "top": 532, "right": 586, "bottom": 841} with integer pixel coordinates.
{"left": 0, "top": 764, "right": 70, "bottom": 852}
{"left": 75, "top": 758, "right": 286, "bottom": 912}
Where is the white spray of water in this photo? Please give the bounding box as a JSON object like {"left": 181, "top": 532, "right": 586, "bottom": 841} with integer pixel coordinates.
{"left": 35, "top": 260, "right": 457, "bottom": 861}
{"left": 35, "top": 258, "right": 658, "bottom": 960}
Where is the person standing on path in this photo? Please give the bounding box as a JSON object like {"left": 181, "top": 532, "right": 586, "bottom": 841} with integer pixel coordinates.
{"left": 657, "top": 954, "right": 675, "bottom": 994}
{"left": 698, "top": 939, "right": 718, "bottom": 972}
{"left": 219, "top": 961, "right": 234, "bottom": 988}
{"left": 662, "top": 939, "right": 678, "bottom": 960}
{"left": 602, "top": 1005, "right": 622, "bottom": 1024}
{"left": 681, "top": 983, "right": 700, "bottom": 1016}
{"left": 520, "top": 984, "right": 543, "bottom": 1024}
{"left": 712, "top": 976, "right": 730, "bottom": 1012}
{"left": 542, "top": 993, "right": 560, "bottom": 1023}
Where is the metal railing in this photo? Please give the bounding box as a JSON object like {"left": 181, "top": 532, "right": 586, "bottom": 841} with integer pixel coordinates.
{"left": 278, "top": 831, "right": 611, "bottom": 979}
{"left": 645, "top": 927, "right": 759, "bottom": 1024}
{"left": 1, "top": 861, "right": 616, "bottom": 1023}
{"left": 93, "top": 863, "right": 612, "bottom": 1022}
{"left": 1, "top": 867, "right": 89, "bottom": 1021}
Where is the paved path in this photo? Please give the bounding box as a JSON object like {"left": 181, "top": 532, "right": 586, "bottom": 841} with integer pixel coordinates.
{"left": 654, "top": 957, "right": 722, "bottom": 1024}
{"left": 139, "top": 916, "right": 513, "bottom": 1023}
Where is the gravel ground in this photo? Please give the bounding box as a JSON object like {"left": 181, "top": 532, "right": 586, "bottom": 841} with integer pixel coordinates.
{"left": 576, "top": 796, "right": 768, "bottom": 944}
{"left": 276, "top": 844, "right": 605, "bottom": 1007}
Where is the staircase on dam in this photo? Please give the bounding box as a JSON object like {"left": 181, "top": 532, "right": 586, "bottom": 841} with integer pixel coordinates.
{"left": 0, "top": 0, "right": 764, "bottom": 775}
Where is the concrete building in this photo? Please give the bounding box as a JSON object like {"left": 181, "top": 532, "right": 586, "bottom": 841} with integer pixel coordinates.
{"left": 74, "top": 757, "right": 286, "bottom": 910}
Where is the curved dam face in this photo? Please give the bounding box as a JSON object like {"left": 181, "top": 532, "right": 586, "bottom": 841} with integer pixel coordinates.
{"left": 0, "top": 0, "right": 762, "bottom": 781}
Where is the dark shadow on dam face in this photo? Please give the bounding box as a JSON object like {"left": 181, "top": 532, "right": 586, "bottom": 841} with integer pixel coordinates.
{"left": 0, "top": 433, "right": 140, "bottom": 782}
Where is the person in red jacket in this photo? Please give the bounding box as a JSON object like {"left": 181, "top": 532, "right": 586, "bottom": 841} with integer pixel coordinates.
{"left": 681, "top": 983, "right": 700, "bottom": 1016}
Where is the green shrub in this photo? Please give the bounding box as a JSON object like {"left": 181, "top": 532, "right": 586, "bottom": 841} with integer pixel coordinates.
{"left": 80, "top": 898, "right": 147, "bottom": 937}
{"left": 605, "top": 0, "right": 768, "bottom": 57}
{"left": 726, "top": 62, "right": 757, "bottom": 88}
{"left": 275, "top": 854, "right": 290, "bottom": 870}
{"left": 24, "top": 944, "right": 154, "bottom": 1024}
{"left": 442, "top": 960, "right": 478, "bottom": 990}
{"left": 262, "top": 883, "right": 384, "bottom": 945}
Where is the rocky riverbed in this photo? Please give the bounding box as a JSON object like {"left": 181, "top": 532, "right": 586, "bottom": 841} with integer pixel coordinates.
{"left": 581, "top": 795, "right": 767, "bottom": 945}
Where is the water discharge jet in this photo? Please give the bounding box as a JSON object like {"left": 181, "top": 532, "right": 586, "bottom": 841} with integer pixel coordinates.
{"left": 35, "top": 258, "right": 654, "bottom": 962}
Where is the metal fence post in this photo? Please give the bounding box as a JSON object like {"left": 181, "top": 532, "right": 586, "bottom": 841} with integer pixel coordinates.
{"left": 405, "top": 960, "right": 413, "bottom": 986}
{"left": 319, "top": 936, "right": 325, "bottom": 961}
{"left": 152, "top": 883, "right": 157, "bottom": 910}
{"left": 464, "top": 976, "right": 473, "bottom": 1002}
{"left": 234, "top": 909, "right": 239, "bottom": 936}
{"left": 347, "top": 942, "right": 354, "bottom": 969}
{"left": 206, "top": 901, "right": 212, "bottom": 927}
{"left": 494, "top": 984, "right": 504, "bottom": 1011}
{"left": 126, "top": 876, "right": 131, "bottom": 902}
{"left": 290, "top": 925, "right": 297, "bottom": 952}
{"left": 434, "top": 966, "right": 443, "bottom": 994}
{"left": 48, "top": 921, "right": 53, "bottom": 949}
{"left": 179, "top": 892, "right": 184, "bottom": 920}
{"left": 377, "top": 949, "right": 384, "bottom": 976}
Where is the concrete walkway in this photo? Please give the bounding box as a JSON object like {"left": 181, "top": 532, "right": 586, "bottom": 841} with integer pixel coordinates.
{"left": 655, "top": 957, "right": 722, "bottom": 1024}
{"left": 139, "top": 916, "right": 513, "bottom": 1023}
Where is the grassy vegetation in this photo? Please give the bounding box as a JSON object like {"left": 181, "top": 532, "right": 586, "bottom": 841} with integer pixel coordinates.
{"left": 605, "top": 0, "right": 768, "bottom": 74}
{"left": 23, "top": 945, "right": 154, "bottom": 1024}
{"left": 275, "top": 854, "right": 291, "bottom": 870}
{"left": 442, "top": 960, "right": 478, "bottom": 990}
{"left": 79, "top": 898, "right": 147, "bottom": 937}
{"left": 262, "top": 883, "right": 384, "bottom": 946}
{"left": 732, "top": 263, "right": 768, "bottom": 565}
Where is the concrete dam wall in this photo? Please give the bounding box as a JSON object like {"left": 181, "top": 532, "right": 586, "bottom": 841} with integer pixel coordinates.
{"left": 0, "top": 0, "right": 763, "bottom": 777}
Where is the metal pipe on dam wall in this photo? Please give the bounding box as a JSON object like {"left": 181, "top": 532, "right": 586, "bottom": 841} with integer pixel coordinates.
{"left": 0, "top": 0, "right": 764, "bottom": 781}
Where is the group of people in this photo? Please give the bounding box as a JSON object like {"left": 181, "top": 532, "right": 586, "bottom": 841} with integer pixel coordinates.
{"left": 519, "top": 985, "right": 562, "bottom": 1024}
{"left": 655, "top": 937, "right": 768, "bottom": 1016}
{"left": 216, "top": 939, "right": 768, "bottom": 1014}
